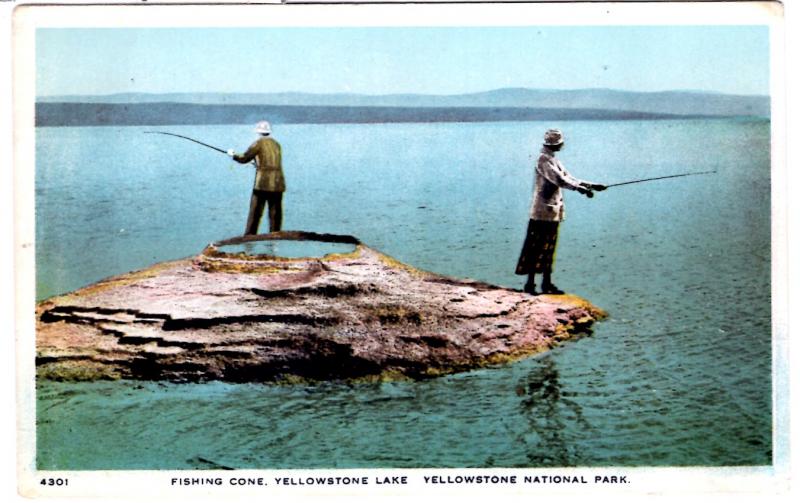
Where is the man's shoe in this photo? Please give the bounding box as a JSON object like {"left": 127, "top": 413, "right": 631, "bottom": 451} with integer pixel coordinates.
{"left": 523, "top": 283, "right": 538, "bottom": 295}
{"left": 541, "top": 283, "right": 564, "bottom": 295}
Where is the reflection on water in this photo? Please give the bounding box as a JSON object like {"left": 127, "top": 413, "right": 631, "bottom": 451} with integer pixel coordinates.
{"left": 517, "top": 358, "right": 569, "bottom": 465}
{"left": 514, "top": 357, "right": 586, "bottom": 466}
{"left": 220, "top": 240, "right": 357, "bottom": 258}
{"left": 242, "top": 241, "right": 275, "bottom": 256}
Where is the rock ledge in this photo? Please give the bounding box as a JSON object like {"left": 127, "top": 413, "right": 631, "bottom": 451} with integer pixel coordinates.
{"left": 36, "top": 231, "right": 606, "bottom": 383}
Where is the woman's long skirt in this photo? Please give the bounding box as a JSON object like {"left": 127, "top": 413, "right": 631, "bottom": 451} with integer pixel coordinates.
{"left": 515, "top": 219, "right": 560, "bottom": 275}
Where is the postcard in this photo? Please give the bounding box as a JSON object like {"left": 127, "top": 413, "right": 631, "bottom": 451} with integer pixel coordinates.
{"left": 11, "top": 0, "right": 788, "bottom": 498}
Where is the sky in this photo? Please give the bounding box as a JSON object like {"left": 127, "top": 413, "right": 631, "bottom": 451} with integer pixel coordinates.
{"left": 36, "top": 26, "right": 770, "bottom": 97}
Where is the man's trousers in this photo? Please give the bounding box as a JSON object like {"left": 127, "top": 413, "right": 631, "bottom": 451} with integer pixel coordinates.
{"left": 245, "top": 190, "right": 283, "bottom": 235}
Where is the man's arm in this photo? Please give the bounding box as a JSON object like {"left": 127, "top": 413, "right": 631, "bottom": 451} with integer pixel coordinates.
{"left": 230, "top": 141, "right": 259, "bottom": 165}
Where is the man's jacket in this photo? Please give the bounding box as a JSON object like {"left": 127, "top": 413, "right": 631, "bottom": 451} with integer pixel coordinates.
{"left": 234, "top": 137, "right": 285, "bottom": 192}
{"left": 529, "top": 146, "right": 592, "bottom": 222}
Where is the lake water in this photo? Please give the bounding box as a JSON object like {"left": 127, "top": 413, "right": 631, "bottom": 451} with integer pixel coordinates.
{"left": 35, "top": 119, "right": 772, "bottom": 469}
{"left": 217, "top": 240, "right": 358, "bottom": 258}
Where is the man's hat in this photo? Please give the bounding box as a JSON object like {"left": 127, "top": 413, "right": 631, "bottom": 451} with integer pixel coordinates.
{"left": 255, "top": 121, "right": 272, "bottom": 135}
{"left": 543, "top": 128, "right": 564, "bottom": 146}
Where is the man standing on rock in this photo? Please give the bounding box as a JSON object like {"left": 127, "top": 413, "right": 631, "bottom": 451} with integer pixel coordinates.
{"left": 228, "top": 120, "right": 285, "bottom": 235}
{"left": 515, "top": 128, "right": 606, "bottom": 295}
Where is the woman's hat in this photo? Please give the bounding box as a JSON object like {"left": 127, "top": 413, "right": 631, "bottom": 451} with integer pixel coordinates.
{"left": 543, "top": 128, "right": 564, "bottom": 146}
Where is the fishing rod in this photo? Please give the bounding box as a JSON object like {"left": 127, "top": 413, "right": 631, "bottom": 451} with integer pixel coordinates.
{"left": 144, "top": 131, "right": 229, "bottom": 154}
{"left": 606, "top": 170, "right": 717, "bottom": 188}
{"left": 144, "top": 130, "right": 258, "bottom": 167}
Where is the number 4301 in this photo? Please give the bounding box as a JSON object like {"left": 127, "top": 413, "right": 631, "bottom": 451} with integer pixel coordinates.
{"left": 40, "top": 478, "right": 68, "bottom": 486}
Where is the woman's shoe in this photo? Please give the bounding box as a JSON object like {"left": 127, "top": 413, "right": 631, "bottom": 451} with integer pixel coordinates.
{"left": 540, "top": 283, "right": 564, "bottom": 294}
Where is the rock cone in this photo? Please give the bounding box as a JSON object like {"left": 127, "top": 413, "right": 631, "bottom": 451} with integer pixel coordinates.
{"left": 36, "top": 231, "right": 605, "bottom": 382}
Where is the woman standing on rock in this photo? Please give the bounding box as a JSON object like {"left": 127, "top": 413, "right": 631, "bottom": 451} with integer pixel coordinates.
{"left": 516, "top": 129, "right": 606, "bottom": 295}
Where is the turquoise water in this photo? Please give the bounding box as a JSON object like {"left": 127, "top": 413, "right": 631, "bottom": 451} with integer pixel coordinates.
{"left": 218, "top": 240, "right": 357, "bottom": 258}
{"left": 35, "top": 119, "right": 771, "bottom": 468}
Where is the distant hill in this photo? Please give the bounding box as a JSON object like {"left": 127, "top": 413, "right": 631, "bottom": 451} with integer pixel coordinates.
{"left": 38, "top": 87, "right": 770, "bottom": 118}
{"left": 35, "top": 88, "right": 769, "bottom": 127}
{"left": 35, "top": 103, "right": 706, "bottom": 127}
